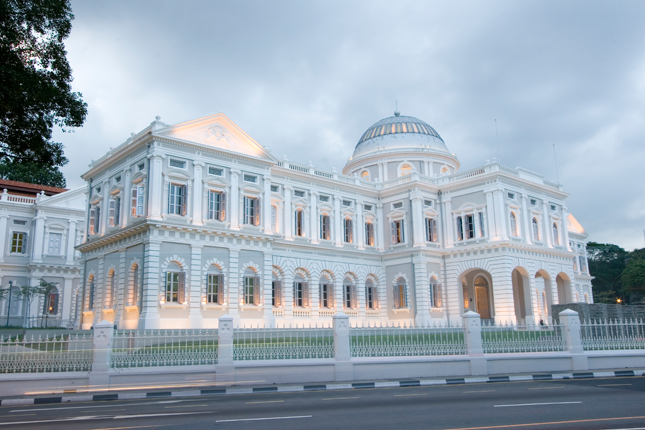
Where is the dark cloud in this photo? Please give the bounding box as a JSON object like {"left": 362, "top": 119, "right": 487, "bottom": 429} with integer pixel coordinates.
{"left": 57, "top": 0, "right": 645, "bottom": 249}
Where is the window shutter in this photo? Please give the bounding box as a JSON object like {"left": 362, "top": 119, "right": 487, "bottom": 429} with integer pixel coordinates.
{"left": 303, "top": 283, "right": 309, "bottom": 308}
{"left": 320, "top": 215, "right": 323, "bottom": 239}
{"left": 89, "top": 208, "right": 96, "bottom": 234}
{"left": 349, "top": 220, "right": 354, "bottom": 243}
{"left": 275, "top": 281, "right": 282, "bottom": 307}
{"left": 435, "top": 283, "right": 442, "bottom": 307}
{"left": 292, "top": 282, "right": 297, "bottom": 307}
{"left": 254, "top": 277, "right": 260, "bottom": 305}
{"left": 220, "top": 192, "right": 227, "bottom": 221}
{"left": 217, "top": 275, "right": 224, "bottom": 304}
{"left": 393, "top": 285, "right": 400, "bottom": 309}
{"left": 373, "top": 287, "right": 379, "bottom": 309}
{"left": 256, "top": 198, "right": 261, "bottom": 226}
{"left": 351, "top": 284, "right": 357, "bottom": 309}
{"left": 181, "top": 186, "right": 187, "bottom": 216}
{"left": 108, "top": 199, "right": 115, "bottom": 226}
{"left": 401, "top": 221, "right": 405, "bottom": 243}
{"left": 43, "top": 294, "right": 49, "bottom": 314}
{"left": 52, "top": 292, "right": 59, "bottom": 314}
{"left": 131, "top": 189, "right": 137, "bottom": 217}
{"left": 319, "top": 283, "right": 323, "bottom": 308}
{"left": 178, "top": 272, "right": 185, "bottom": 304}
{"left": 391, "top": 221, "right": 396, "bottom": 244}
{"left": 432, "top": 219, "right": 437, "bottom": 242}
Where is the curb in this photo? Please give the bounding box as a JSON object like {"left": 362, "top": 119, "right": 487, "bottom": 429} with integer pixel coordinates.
{"left": 2, "top": 369, "right": 643, "bottom": 406}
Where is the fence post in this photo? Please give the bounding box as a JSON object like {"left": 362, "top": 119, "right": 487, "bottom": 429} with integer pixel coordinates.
{"left": 559, "top": 309, "right": 588, "bottom": 371}
{"left": 215, "top": 315, "right": 235, "bottom": 384}
{"left": 333, "top": 312, "right": 353, "bottom": 381}
{"left": 463, "top": 311, "right": 487, "bottom": 376}
{"left": 89, "top": 320, "right": 113, "bottom": 387}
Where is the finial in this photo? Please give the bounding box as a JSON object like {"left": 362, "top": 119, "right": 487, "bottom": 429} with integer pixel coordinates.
{"left": 155, "top": 116, "right": 161, "bottom": 121}
{"left": 394, "top": 101, "right": 400, "bottom": 117}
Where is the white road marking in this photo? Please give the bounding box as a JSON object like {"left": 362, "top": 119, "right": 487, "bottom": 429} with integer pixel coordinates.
{"left": 10, "top": 399, "right": 183, "bottom": 412}
{"left": 494, "top": 401, "right": 582, "bottom": 407}
{"left": 216, "top": 415, "right": 312, "bottom": 423}
{"left": 0, "top": 411, "right": 210, "bottom": 426}
{"left": 245, "top": 400, "right": 284, "bottom": 404}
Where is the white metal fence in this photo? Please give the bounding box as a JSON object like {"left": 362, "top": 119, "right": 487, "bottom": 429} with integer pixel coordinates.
{"left": 481, "top": 322, "right": 565, "bottom": 353}
{"left": 350, "top": 323, "right": 466, "bottom": 357}
{"left": 111, "top": 329, "right": 218, "bottom": 368}
{"left": 581, "top": 320, "right": 645, "bottom": 351}
{"left": 0, "top": 333, "right": 93, "bottom": 373}
{"left": 233, "top": 328, "right": 334, "bottom": 361}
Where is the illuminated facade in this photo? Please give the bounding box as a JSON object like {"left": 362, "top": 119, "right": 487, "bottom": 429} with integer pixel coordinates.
{"left": 77, "top": 112, "right": 591, "bottom": 329}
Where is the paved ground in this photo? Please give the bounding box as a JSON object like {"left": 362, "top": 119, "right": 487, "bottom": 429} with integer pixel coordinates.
{"left": 1, "top": 375, "right": 644, "bottom": 429}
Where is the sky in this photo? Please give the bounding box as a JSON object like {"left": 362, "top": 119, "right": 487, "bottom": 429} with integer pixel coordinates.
{"left": 55, "top": 0, "right": 645, "bottom": 250}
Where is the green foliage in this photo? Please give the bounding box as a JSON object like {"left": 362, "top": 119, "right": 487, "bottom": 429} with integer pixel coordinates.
{"left": 621, "top": 251, "right": 645, "bottom": 303}
{"left": 0, "top": 0, "right": 87, "bottom": 168}
{"left": 587, "top": 242, "right": 628, "bottom": 304}
{"left": 0, "top": 158, "right": 65, "bottom": 187}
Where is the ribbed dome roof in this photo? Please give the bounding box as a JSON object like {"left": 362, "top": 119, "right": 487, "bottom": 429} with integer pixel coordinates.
{"left": 352, "top": 114, "right": 449, "bottom": 159}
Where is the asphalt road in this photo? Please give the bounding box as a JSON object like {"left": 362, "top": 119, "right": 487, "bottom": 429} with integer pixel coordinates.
{"left": 2, "top": 376, "right": 645, "bottom": 430}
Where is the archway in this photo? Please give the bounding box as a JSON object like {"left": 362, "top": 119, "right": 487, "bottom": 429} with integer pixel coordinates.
{"left": 556, "top": 273, "right": 572, "bottom": 304}
{"left": 511, "top": 267, "right": 533, "bottom": 323}
{"left": 459, "top": 269, "right": 494, "bottom": 320}
{"left": 535, "top": 270, "right": 553, "bottom": 316}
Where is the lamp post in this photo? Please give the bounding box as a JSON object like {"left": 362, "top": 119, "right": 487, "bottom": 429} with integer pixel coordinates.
{"left": 5, "top": 281, "right": 12, "bottom": 327}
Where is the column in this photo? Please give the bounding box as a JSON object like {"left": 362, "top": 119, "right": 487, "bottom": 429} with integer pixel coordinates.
{"left": 334, "top": 197, "right": 342, "bottom": 247}
{"left": 562, "top": 206, "right": 571, "bottom": 250}
{"left": 192, "top": 162, "right": 204, "bottom": 226}
{"left": 284, "top": 186, "right": 292, "bottom": 240}
{"left": 485, "top": 191, "right": 496, "bottom": 239}
{"left": 101, "top": 180, "right": 110, "bottom": 233}
{"left": 186, "top": 182, "right": 193, "bottom": 220}
{"left": 230, "top": 170, "right": 240, "bottom": 230}
{"left": 443, "top": 199, "right": 454, "bottom": 248}
{"left": 65, "top": 220, "right": 77, "bottom": 265}
{"left": 0, "top": 212, "right": 7, "bottom": 262}
{"left": 382, "top": 162, "right": 389, "bottom": 181}
{"left": 493, "top": 190, "right": 507, "bottom": 240}
{"left": 376, "top": 203, "right": 385, "bottom": 251}
{"left": 542, "top": 200, "right": 553, "bottom": 247}
{"left": 283, "top": 271, "right": 294, "bottom": 320}
{"left": 378, "top": 163, "right": 384, "bottom": 181}
{"left": 31, "top": 213, "right": 46, "bottom": 263}
{"left": 122, "top": 168, "right": 131, "bottom": 227}
{"left": 411, "top": 193, "right": 424, "bottom": 247}
{"left": 115, "top": 249, "right": 126, "bottom": 328}
{"left": 413, "top": 256, "right": 431, "bottom": 325}
{"left": 147, "top": 152, "right": 164, "bottom": 221}
{"left": 521, "top": 194, "right": 532, "bottom": 245}
{"left": 61, "top": 278, "right": 74, "bottom": 322}
{"left": 356, "top": 200, "right": 364, "bottom": 249}
{"left": 263, "top": 252, "right": 274, "bottom": 327}
{"left": 263, "top": 176, "right": 272, "bottom": 234}
{"left": 310, "top": 191, "right": 318, "bottom": 244}
{"left": 357, "top": 275, "right": 366, "bottom": 319}
{"left": 139, "top": 241, "right": 161, "bottom": 329}
{"left": 334, "top": 275, "right": 344, "bottom": 314}
{"left": 228, "top": 249, "right": 240, "bottom": 322}
{"left": 187, "top": 244, "right": 203, "bottom": 328}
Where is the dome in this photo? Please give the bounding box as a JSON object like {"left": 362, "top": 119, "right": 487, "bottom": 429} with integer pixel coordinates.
{"left": 351, "top": 113, "right": 450, "bottom": 159}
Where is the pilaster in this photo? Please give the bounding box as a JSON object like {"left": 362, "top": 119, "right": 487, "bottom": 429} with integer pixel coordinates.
{"left": 228, "top": 248, "right": 240, "bottom": 322}
{"left": 147, "top": 152, "right": 164, "bottom": 221}
{"left": 356, "top": 199, "right": 364, "bottom": 249}
{"left": 262, "top": 252, "right": 275, "bottom": 327}
{"left": 310, "top": 191, "right": 318, "bottom": 244}
{"left": 139, "top": 240, "right": 161, "bottom": 329}
{"left": 230, "top": 170, "right": 240, "bottom": 230}
{"left": 542, "top": 199, "right": 553, "bottom": 248}
{"left": 0, "top": 212, "right": 8, "bottom": 263}
{"left": 413, "top": 255, "right": 431, "bottom": 325}
{"left": 192, "top": 162, "right": 204, "bottom": 226}
{"left": 334, "top": 197, "right": 342, "bottom": 247}
{"left": 65, "top": 220, "right": 77, "bottom": 265}
{"left": 443, "top": 199, "right": 454, "bottom": 248}
{"left": 189, "top": 244, "right": 203, "bottom": 327}
{"left": 31, "top": 213, "right": 46, "bottom": 263}
{"left": 521, "top": 194, "right": 532, "bottom": 244}
{"left": 263, "top": 176, "right": 273, "bottom": 234}
{"left": 376, "top": 203, "right": 385, "bottom": 251}
{"left": 283, "top": 186, "right": 292, "bottom": 240}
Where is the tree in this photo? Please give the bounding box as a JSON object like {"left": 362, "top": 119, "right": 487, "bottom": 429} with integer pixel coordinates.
{"left": 0, "top": 158, "right": 65, "bottom": 187}
{"left": 621, "top": 250, "right": 645, "bottom": 304}
{"left": 587, "top": 242, "right": 628, "bottom": 304}
{"left": 0, "top": 0, "right": 87, "bottom": 172}
{"left": 17, "top": 284, "right": 41, "bottom": 327}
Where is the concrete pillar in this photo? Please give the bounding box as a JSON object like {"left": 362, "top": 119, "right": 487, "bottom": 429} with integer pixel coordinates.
{"left": 562, "top": 207, "right": 571, "bottom": 250}
{"left": 559, "top": 309, "right": 588, "bottom": 370}
{"left": 443, "top": 199, "right": 454, "bottom": 248}
{"left": 65, "top": 220, "right": 77, "bottom": 265}
{"left": 262, "top": 252, "right": 275, "bottom": 327}
{"left": 228, "top": 249, "right": 240, "bottom": 322}
{"left": 376, "top": 203, "right": 385, "bottom": 251}
{"left": 485, "top": 191, "right": 496, "bottom": 239}
{"left": 521, "top": 194, "right": 532, "bottom": 244}
{"left": 189, "top": 244, "right": 203, "bottom": 328}
{"left": 147, "top": 153, "right": 164, "bottom": 221}
{"left": 463, "top": 311, "right": 487, "bottom": 376}
{"left": 89, "top": 319, "right": 113, "bottom": 387}
{"left": 32, "top": 213, "right": 46, "bottom": 263}
{"left": 192, "top": 162, "right": 204, "bottom": 226}
{"left": 413, "top": 256, "right": 431, "bottom": 326}
{"left": 263, "top": 176, "right": 272, "bottom": 234}
{"left": 101, "top": 180, "right": 110, "bottom": 234}
{"left": 356, "top": 200, "right": 364, "bottom": 249}
{"left": 310, "top": 191, "right": 318, "bottom": 244}
{"left": 333, "top": 312, "right": 352, "bottom": 381}
{"left": 334, "top": 197, "right": 342, "bottom": 247}
{"left": 283, "top": 186, "right": 292, "bottom": 240}
{"left": 230, "top": 169, "right": 240, "bottom": 230}
{"left": 122, "top": 168, "right": 131, "bottom": 228}
{"left": 493, "top": 190, "right": 507, "bottom": 240}
{"left": 215, "top": 315, "right": 234, "bottom": 384}
{"left": 139, "top": 241, "right": 161, "bottom": 329}
{"left": 411, "top": 193, "right": 424, "bottom": 247}
{"left": 542, "top": 200, "right": 553, "bottom": 248}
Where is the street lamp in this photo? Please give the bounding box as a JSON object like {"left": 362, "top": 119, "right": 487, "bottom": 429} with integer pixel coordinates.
{"left": 5, "top": 281, "right": 12, "bottom": 327}
{"left": 617, "top": 298, "right": 622, "bottom": 304}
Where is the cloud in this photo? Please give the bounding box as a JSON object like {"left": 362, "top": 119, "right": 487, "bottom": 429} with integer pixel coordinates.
{"left": 56, "top": 0, "right": 645, "bottom": 249}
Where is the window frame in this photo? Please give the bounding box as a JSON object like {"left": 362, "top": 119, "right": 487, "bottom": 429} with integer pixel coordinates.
{"left": 168, "top": 183, "right": 187, "bottom": 216}
{"left": 207, "top": 190, "right": 226, "bottom": 221}
{"left": 365, "top": 221, "right": 375, "bottom": 246}
{"left": 10, "top": 231, "right": 28, "bottom": 254}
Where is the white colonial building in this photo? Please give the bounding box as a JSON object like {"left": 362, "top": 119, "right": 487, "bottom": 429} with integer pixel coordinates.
{"left": 0, "top": 180, "right": 86, "bottom": 327}
{"left": 76, "top": 112, "right": 592, "bottom": 330}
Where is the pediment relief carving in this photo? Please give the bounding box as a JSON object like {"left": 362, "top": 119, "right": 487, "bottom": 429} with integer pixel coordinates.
{"left": 163, "top": 168, "right": 193, "bottom": 181}
{"left": 423, "top": 207, "right": 439, "bottom": 216}
{"left": 203, "top": 177, "right": 230, "bottom": 187}
{"left": 90, "top": 194, "right": 102, "bottom": 205}
{"left": 109, "top": 184, "right": 122, "bottom": 195}
{"left": 387, "top": 208, "right": 407, "bottom": 218}
{"left": 131, "top": 171, "right": 147, "bottom": 183}
{"left": 241, "top": 184, "right": 263, "bottom": 194}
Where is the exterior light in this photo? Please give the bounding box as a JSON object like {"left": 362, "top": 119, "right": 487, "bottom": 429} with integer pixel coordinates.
{"left": 617, "top": 298, "right": 622, "bottom": 304}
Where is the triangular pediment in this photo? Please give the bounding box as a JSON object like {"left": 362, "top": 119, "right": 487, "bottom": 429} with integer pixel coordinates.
{"left": 156, "top": 113, "right": 276, "bottom": 162}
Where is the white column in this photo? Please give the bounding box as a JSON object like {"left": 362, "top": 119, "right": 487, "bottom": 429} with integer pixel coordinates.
{"left": 230, "top": 169, "right": 240, "bottom": 230}
{"left": 228, "top": 249, "right": 240, "bottom": 321}
{"left": 263, "top": 252, "right": 275, "bottom": 327}
{"left": 192, "top": 162, "right": 204, "bottom": 226}
{"left": 443, "top": 200, "right": 454, "bottom": 248}
{"left": 334, "top": 197, "right": 343, "bottom": 247}
{"left": 189, "top": 244, "right": 202, "bottom": 328}
{"left": 485, "top": 191, "right": 496, "bottom": 239}
{"left": 493, "top": 190, "right": 507, "bottom": 239}
{"left": 122, "top": 168, "right": 131, "bottom": 227}
{"left": 413, "top": 256, "right": 431, "bottom": 326}
{"left": 542, "top": 200, "right": 553, "bottom": 247}
{"left": 139, "top": 241, "right": 161, "bottom": 329}
{"left": 32, "top": 213, "right": 46, "bottom": 263}
{"left": 383, "top": 162, "right": 389, "bottom": 181}
{"left": 101, "top": 180, "right": 110, "bottom": 233}
{"left": 310, "top": 191, "right": 318, "bottom": 243}
{"left": 115, "top": 248, "right": 126, "bottom": 328}
{"left": 0, "top": 212, "right": 8, "bottom": 262}
{"left": 284, "top": 186, "right": 292, "bottom": 240}
{"left": 356, "top": 200, "right": 364, "bottom": 249}
{"left": 147, "top": 153, "right": 164, "bottom": 221}
{"left": 411, "top": 193, "right": 424, "bottom": 247}
{"left": 61, "top": 278, "right": 74, "bottom": 322}
{"left": 378, "top": 163, "right": 384, "bottom": 181}
{"left": 521, "top": 194, "right": 532, "bottom": 245}
{"left": 263, "top": 176, "right": 272, "bottom": 234}
{"left": 562, "top": 206, "right": 571, "bottom": 251}
{"left": 65, "top": 220, "right": 77, "bottom": 265}
{"left": 376, "top": 203, "right": 385, "bottom": 251}
{"left": 473, "top": 210, "right": 480, "bottom": 238}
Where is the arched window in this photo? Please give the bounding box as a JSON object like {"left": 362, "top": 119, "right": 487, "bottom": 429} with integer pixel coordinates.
{"left": 272, "top": 272, "right": 282, "bottom": 307}
{"left": 584, "top": 293, "right": 589, "bottom": 304}
{"left": 164, "top": 262, "right": 185, "bottom": 304}
{"left": 510, "top": 212, "right": 518, "bottom": 237}
{"left": 430, "top": 278, "right": 442, "bottom": 308}
{"left": 319, "top": 275, "right": 333, "bottom": 309}
{"left": 295, "top": 209, "right": 305, "bottom": 237}
{"left": 243, "top": 268, "right": 260, "bottom": 305}
{"left": 344, "top": 218, "right": 353, "bottom": 243}
{"left": 393, "top": 278, "right": 407, "bottom": 309}
{"left": 343, "top": 277, "right": 357, "bottom": 309}
{"left": 365, "top": 279, "right": 378, "bottom": 310}
{"left": 207, "top": 265, "right": 224, "bottom": 304}
{"left": 542, "top": 291, "right": 548, "bottom": 315}
{"left": 293, "top": 274, "right": 309, "bottom": 308}
{"left": 399, "top": 164, "right": 412, "bottom": 176}
{"left": 553, "top": 222, "right": 559, "bottom": 245}
{"left": 106, "top": 270, "right": 115, "bottom": 308}
{"left": 44, "top": 286, "right": 59, "bottom": 315}
{"left": 532, "top": 217, "right": 540, "bottom": 241}
{"left": 361, "top": 170, "right": 370, "bottom": 181}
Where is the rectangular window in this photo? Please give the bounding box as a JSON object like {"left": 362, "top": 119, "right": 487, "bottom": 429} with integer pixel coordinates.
{"left": 424, "top": 200, "right": 433, "bottom": 207}
{"left": 271, "top": 206, "right": 277, "bottom": 231}
{"left": 425, "top": 218, "right": 437, "bottom": 242}
{"left": 244, "top": 276, "right": 259, "bottom": 305}
{"left": 457, "top": 217, "right": 464, "bottom": 241}
{"left": 44, "top": 290, "right": 59, "bottom": 315}
{"left": 295, "top": 209, "right": 304, "bottom": 236}
{"left": 114, "top": 175, "right": 121, "bottom": 183}
{"left": 108, "top": 196, "right": 121, "bottom": 226}
{"left": 244, "top": 196, "right": 259, "bottom": 225}
{"left": 165, "top": 272, "right": 184, "bottom": 303}
{"left": 392, "top": 202, "right": 403, "bottom": 209}
{"left": 366, "top": 286, "right": 378, "bottom": 309}
{"left": 319, "top": 195, "right": 329, "bottom": 202}
{"left": 365, "top": 222, "right": 375, "bottom": 246}
{"left": 320, "top": 284, "right": 332, "bottom": 308}
{"left": 208, "top": 191, "right": 226, "bottom": 221}
{"left": 294, "top": 282, "right": 307, "bottom": 307}
{"left": 342, "top": 200, "right": 352, "bottom": 207}
{"left": 137, "top": 163, "right": 145, "bottom": 171}
{"left": 208, "top": 166, "right": 223, "bottom": 176}
{"left": 344, "top": 219, "right": 353, "bottom": 243}
{"left": 131, "top": 186, "right": 145, "bottom": 217}
{"left": 243, "top": 174, "right": 257, "bottom": 183}
{"left": 207, "top": 274, "right": 223, "bottom": 304}
{"left": 391, "top": 219, "right": 405, "bottom": 244}
{"left": 294, "top": 190, "right": 305, "bottom": 198}
{"left": 270, "top": 185, "right": 279, "bottom": 192}
{"left": 363, "top": 204, "right": 373, "bottom": 211}
{"left": 430, "top": 282, "right": 442, "bottom": 308}
{"left": 272, "top": 281, "right": 282, "bottom": 307}
{"left": 507, "top": 192, "right": 515, "bottom": 199}
{"left": 13, "top": 220, "right": 26, "bottom": 225}
{"left": 551, "top": 204, "right": 557, "bottom": 211}
{"left": 530, "top": 199, "right": 537, "bottom": 206}
{"left": 48, "top": 233, "right": 62, "bottom": 255}
{"left": 169, "top": 159, "right": 186, "bottom": 169}
{"left": 11, "top": 232, "right": 27, "bottom": 253}
{"left": 465, "top": 215, "right": 474, "bottom": 239}
{"left": 579, "top": 256, "right": 587, "bottom": 273}
{"left": 394, "top": 284, "right": 407, "bottom": 309}
{"left": 168, "top": 184, "right": 186, "bottom": 215}
{"left": 320, "top": 215, "right": 331, "bottom": 240}
{"left": 344, "top": 284, "right": 355, "bottom": 309}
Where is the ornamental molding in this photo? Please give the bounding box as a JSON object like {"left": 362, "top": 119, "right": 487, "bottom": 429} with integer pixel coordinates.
{"left": 204, "top": 257, "right": 227, "bottom": 275}
{"left": 161, "top": 255, "right": 188, "bottom": 271}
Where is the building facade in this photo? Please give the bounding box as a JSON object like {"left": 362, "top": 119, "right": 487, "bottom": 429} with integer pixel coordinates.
{"left": 77, "top": 112, "right": 592, "bottom": 330}
{"left": 0, "top": 180, "right": 85, "bottom": 327}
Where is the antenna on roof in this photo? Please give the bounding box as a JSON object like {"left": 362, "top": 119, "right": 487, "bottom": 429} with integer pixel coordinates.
{"left": 495, "top": 119, "right": 500, "bottom": 164}
{"left": 394, "top": 101, "right": 400, "bottom": 117}
{"left": 553, "top": 143, "right": 560, "bottom": 184}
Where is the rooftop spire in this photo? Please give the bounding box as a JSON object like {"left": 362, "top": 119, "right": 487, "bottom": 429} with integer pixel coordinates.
{"left": 394, "top": 101, "right": 400, "bottom": 117}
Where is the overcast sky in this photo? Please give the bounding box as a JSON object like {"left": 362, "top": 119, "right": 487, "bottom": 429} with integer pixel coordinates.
{"left": 55, "top": 0, "right": 645, "bottom": 250}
